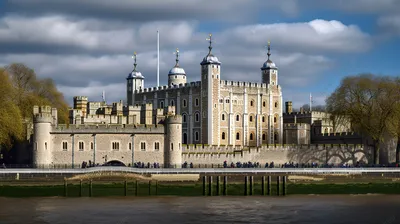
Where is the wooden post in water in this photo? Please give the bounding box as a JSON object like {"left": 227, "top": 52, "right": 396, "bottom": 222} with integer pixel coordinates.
{"left": 208, "top": 176, "right": 213, "bottom": 196}
{"left": 148, "top": 181, "right": 152, "bottom": 196}
{"left": 283, "top": 176, "right": 287, "bottom": 196}
{"left": 203, "top": 176, "right": 207, "bottom": 196}
{"left": 216, "top": 176, "right": 220, "bottom": 196}
{"left": 276, "top": 176, "right": 280, "bottom": 196}
{"left": 244, "top": 176, "right": 248, "bottom": 196}
{"left": 89, "top": 180, "right": 93, "bottom": 197}
{"left": 223, "top": 176, "right": 228, "bottom": 196}
{"left": 262, "top": 176, "right": 265, "bottom": 196}
{"left": 155, "top": 181, "right": 158, "bottom": 195}
{"left": 249, "top": 176, "right": 254, "bottom": 196}
{"left": 124, "top": 180, "right": 127, "bottom": 196}
{"left": 64, "top": 179, "right": 68, "bottom": 197}
{"left": 267, "top": 176, "right": 271, "bottom": 196}
{"left": 79, "top": 180, "right": 83, "bottom": 197}
{"left": 135, "top": 181, "right": 139, "bottom": 196}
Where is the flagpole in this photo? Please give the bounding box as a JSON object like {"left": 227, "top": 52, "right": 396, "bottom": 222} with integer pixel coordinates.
{"left": 157, "top": 30, "right": 160, "bottom": 87}
{"left": 310, "top": 93, "right": 312, "bottom": 112}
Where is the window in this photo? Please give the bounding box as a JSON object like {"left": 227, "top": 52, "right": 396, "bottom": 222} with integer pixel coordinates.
{"left": 171, "top": 143, "right": 174, "bottom": 151}
{"left": 274, "top": 117, "right": 277, "bottom": 123}
{"left": 236, "top": 132, "right": 240, "bottom": 140}
{"left": 160, "top": 101, "right": 164, "bottom": 108}
{"left": 262, "top": 134, "right": 266, "bottom": 141}
{"left": 195, "top": 98, "right": 199, "bottom": 106}
{"left": 274, "top": 133, "right": 278, "bottom": 141}
{"left": 183, "top": 114, "right": 187, "bottom": 123}
{"left": 222, "top": 132, "right": 226, "bottom": 140}
{"left": 263, "top": 101, "right": 266, "bottom": 107}
{"left": 91, "top": 142, "right": 94, "bottom": 150}
{"left": 140, "top": 142, "right": 146, "bottom": 151}
{"left": 225, "top": 99, "right": 230, "bottom": 103}
{"left": 155, "top": 142, "right": 160, "bottom": 151}
{"left": 195, "top": 113, "right": 199, "bottom": 122}
{"left": 45, "top": 142, "right": 47, "bottom": 150}
{"left": 262, "top": 116, "right": 265, "bottom": 122}
{"left": 219, "top": 99, "right": 223, "bottom": 103}
{"left": 275, "top": 102, "right": 278, "bottom": 108}
{"left": 79, "top": 142, "right": 84, "bottom": 151}
{"left": 250, "top": 133, "right": 253, "bottom": 140}
{"left": 250, "top": 100, "right": 254, "bottom": 107}
{"left": 129, "top": 143, "right": 132, "bottom": 150}
{"left": 249, "top": 116, "right": 253, "bottom": 122}
{"left": 175, "top": 75, "right": 177, "bottom": 78}
{"left": 170, "top": 100, "right": 174, "bottom": 107}
{"left": 183, "top": 99, "right": 187, "bottom": 107}
{"left": 222, "top": 114, "right": 225, "bottom": 120}
{"left": 195, "top": 132, "right": 199, "bottom": 141}
{"left": 62, "top": 142, "right": 68, "bottom": 151}
{"left": 112, "top": 142, "right": 120, "bottom": 151}
{"left": 236, "top": 115, "right": 240, "bottom": 121}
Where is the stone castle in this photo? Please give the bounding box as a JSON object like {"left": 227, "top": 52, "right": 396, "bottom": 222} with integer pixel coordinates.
{"left": 31, "top": 34, "right": 376, "bottom": 168}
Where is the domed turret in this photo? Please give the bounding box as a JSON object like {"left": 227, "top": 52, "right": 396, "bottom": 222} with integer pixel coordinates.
{"left": 261, "top": 41, "right": 279, "bottom": 85}
{"left": 168, "top": 48, "right": 187, "bottom": 86}
{"left": 126, "top": 52, "right": 144, "bottom": 106}
{"left": 200, "top": 33, "right": 221, "bottom": 65}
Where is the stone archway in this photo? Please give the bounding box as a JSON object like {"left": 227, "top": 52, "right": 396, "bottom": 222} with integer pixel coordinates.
{"left": 104, "top": 160, "right": 126, "bottom": 166}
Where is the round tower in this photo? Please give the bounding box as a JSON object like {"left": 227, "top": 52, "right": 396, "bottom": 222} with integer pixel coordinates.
{"left": 165, "top": 115, "right": 182, "bottom": 168}
{"left": 32, "top": 106, "right": 53, "bottom": 168}
{"left": 168, "top": 48, "right": 187, "bottom": 86}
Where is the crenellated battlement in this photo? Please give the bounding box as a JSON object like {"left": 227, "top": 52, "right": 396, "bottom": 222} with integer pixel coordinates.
{"left": 73, "top": 96, "right": 88, "bottom": 101}
{"left": 283, "top": 111, "right": 329, "bottom": 116}
{"left": 315, "top": 132, "right": 358, "bottom": 137}
{"left": 284, "top": 123, "right": 310, "bottom": 128}
{"left": 166, "top": 114, "right": 182, "bottom": 124}
{"left": 220, "top": 80, "right": 281, "bottom": 90}
{"left": 136, "top": 81, "right": 202, "bottom": 94}
{"left": 52, "top": 123, "right": 165, "bottom": 133}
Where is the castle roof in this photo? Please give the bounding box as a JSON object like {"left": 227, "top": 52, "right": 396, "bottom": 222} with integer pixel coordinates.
{"left": 127, "top": 52, "right": 144, "bottom": 79}
{"left": 169, "top": 48, "right": 186, "bottom": 76}
{"left": 261, "top": 41, "right": 277, "bottom": 70}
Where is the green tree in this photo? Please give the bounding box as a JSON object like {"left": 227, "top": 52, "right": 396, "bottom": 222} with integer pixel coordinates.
{"left": 326, "top": 74, "right": 400, "bottom": 164}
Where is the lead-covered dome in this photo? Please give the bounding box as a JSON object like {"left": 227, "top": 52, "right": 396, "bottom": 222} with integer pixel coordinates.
{"left": 200, "top": 34, "right": 221, "bottom": 65}
{"left": 261, "top": 41, "right": 277, "bottom": 70}
{"left": 127, "top": 52, "right": 144, "bottom": 79}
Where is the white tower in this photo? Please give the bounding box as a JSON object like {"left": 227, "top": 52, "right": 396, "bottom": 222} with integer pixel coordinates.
{"left": 127, "top": 52, "right": 145, "bottom": 106}
{"left": 168, "top": 48, "right": 187, "bottom": 86}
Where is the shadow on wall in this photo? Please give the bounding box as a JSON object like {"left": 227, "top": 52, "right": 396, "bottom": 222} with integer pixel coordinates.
{"left": 286, "top": 145, "right": 371, "bottom": 165}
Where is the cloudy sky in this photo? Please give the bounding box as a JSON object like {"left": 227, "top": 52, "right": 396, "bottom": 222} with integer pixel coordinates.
{"left": 1, "top": 0, "right": 399, "bottom": 110}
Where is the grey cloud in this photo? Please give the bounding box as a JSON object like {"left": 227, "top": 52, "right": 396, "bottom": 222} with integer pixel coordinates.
{"left": 377, "top": 15, "right": 400, "bottom": 36}
{"left": 5, "top": 0, "right": 298, "bottom": 23}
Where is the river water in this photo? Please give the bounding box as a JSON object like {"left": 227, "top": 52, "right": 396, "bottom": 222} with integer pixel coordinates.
{"left": 0, "top": 195, "right": 398, "bottom": 224}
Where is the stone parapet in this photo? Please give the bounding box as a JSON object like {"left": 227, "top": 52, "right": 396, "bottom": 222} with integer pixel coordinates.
{"left": 51, "top": 123, "right": 165, "bottom": 134}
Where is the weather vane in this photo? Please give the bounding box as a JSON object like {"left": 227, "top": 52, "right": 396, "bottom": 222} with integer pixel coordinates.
{"left": 206, "top": 33, "right": 212, "bottom": 54}
{"left": 266, "top": 41, "right": 271, "bottom": 60}
{"left": 173, "top": 48, "right": 180, "bottom": 66}
{"left": 132, "top": 52, "right": 137, "bottom": 70}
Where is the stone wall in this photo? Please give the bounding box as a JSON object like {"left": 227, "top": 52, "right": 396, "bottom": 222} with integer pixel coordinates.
{"left": 182, "top": 144, "right": 370, "bottom": 165}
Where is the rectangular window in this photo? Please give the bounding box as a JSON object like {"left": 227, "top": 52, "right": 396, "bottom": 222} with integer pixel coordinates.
{"left": 155, "top": 142, "right": 160, "bottom": 151}
{"left": 91, "top": 142, "right": 94, "bottom": 150}
{"left": 79, "top": 142, "right": 84, "bottom": 151}
{"left": 195, "top": 98, "right": 199, "bottom": 106}
{"left": 129, "top": 143, "right": 132, "bottom": 150}
{"left": 62, "top": 142, "right": 68, "bottom": 151}
{"left": 112, "top": 142, "right": 120, "bottom": 151}
{"left": 195, "top": 132, "right": 199, "bottom": 141}
{"left": 141, "top": 142, "right": 146, "bottom": 151}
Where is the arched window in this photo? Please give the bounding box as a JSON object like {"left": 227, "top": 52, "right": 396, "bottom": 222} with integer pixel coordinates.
{"left": 222, "top": 114, "right": 225, "bottom": 120}
{"left": 160, "top": 101, "right": 164, "bottom": 108}
{"left": 262, "top": 134, "right": 266, "bottom": 141}
{"left": 274, "top": 117, "right": 277, "bottom": 123}
{"left": 183, "top": 99, "right": 187, "bottom": 107}
{"left": 263, "top": 101, "right": 266, "bottom": 107}
{"left": 262, "top": 116, "right": 265, "bottom": 122}
{"left": 222, "top": 132, "right": 226, "bottom": 140}
{"left": 249, "top": 116, "right": 253, "bottom": 122}
{"left": 170, "top": 100, "right": 174, "bottom": 106}
{"left": 275, "top": 102, "right": 278, "bottom": 108}
{"left": 195, "top": 113, "right": 200, "bottom": 122}
{"left": 236, "top": 132, "right": 240, "bottom": 140}
{"left": 236, "top": 115, "right": 240, "bottom": 121}
{"left": 171, "top": 143, "right": 174, "bottom": 151}
{"left": 250, "top": 133, "right": 253, "bottom": 140}
{"left": 183, "top": 133, "right": 188, "bottom": 144}
{"left": 274, "top": 133, "right": 278, "bottom": 141}
{"left": 183, "top": 114, "right": 187, "bottom": 123}
{"left": 250, "top": 100, "right": 254, "bottom": 107}
{"left": 195, "top": 132, "right": 199, "bottom": 141}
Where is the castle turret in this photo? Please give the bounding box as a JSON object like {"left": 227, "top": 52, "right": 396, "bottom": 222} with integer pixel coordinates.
{"left": 164, "top": 114, "right": 182, "bottom": 168}
{"left": 73, "top": 96, "right": 88, "bottom": 117}
{"left": 32, "top": 105, "right": 53, "bottom": 168}
{"left": 168, "top": 48, "right": 187, "bottom": 86}
{"left": 200, "top": 33, "right": 221, "bottom": 145}
{"left": 261, "top": 41, "right": 278, "bottom": 85}
{"left": 127, "top": 52, "right": 144, "bottom": 106}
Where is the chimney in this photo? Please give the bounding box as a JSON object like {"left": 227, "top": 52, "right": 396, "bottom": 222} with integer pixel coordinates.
{"left": 285, "top": 101, "right": 293, "bottom": 114}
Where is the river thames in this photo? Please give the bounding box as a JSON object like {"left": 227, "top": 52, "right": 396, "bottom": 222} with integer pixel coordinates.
{"left": 0, "top": 195, "right": 398, "bottom": 224}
